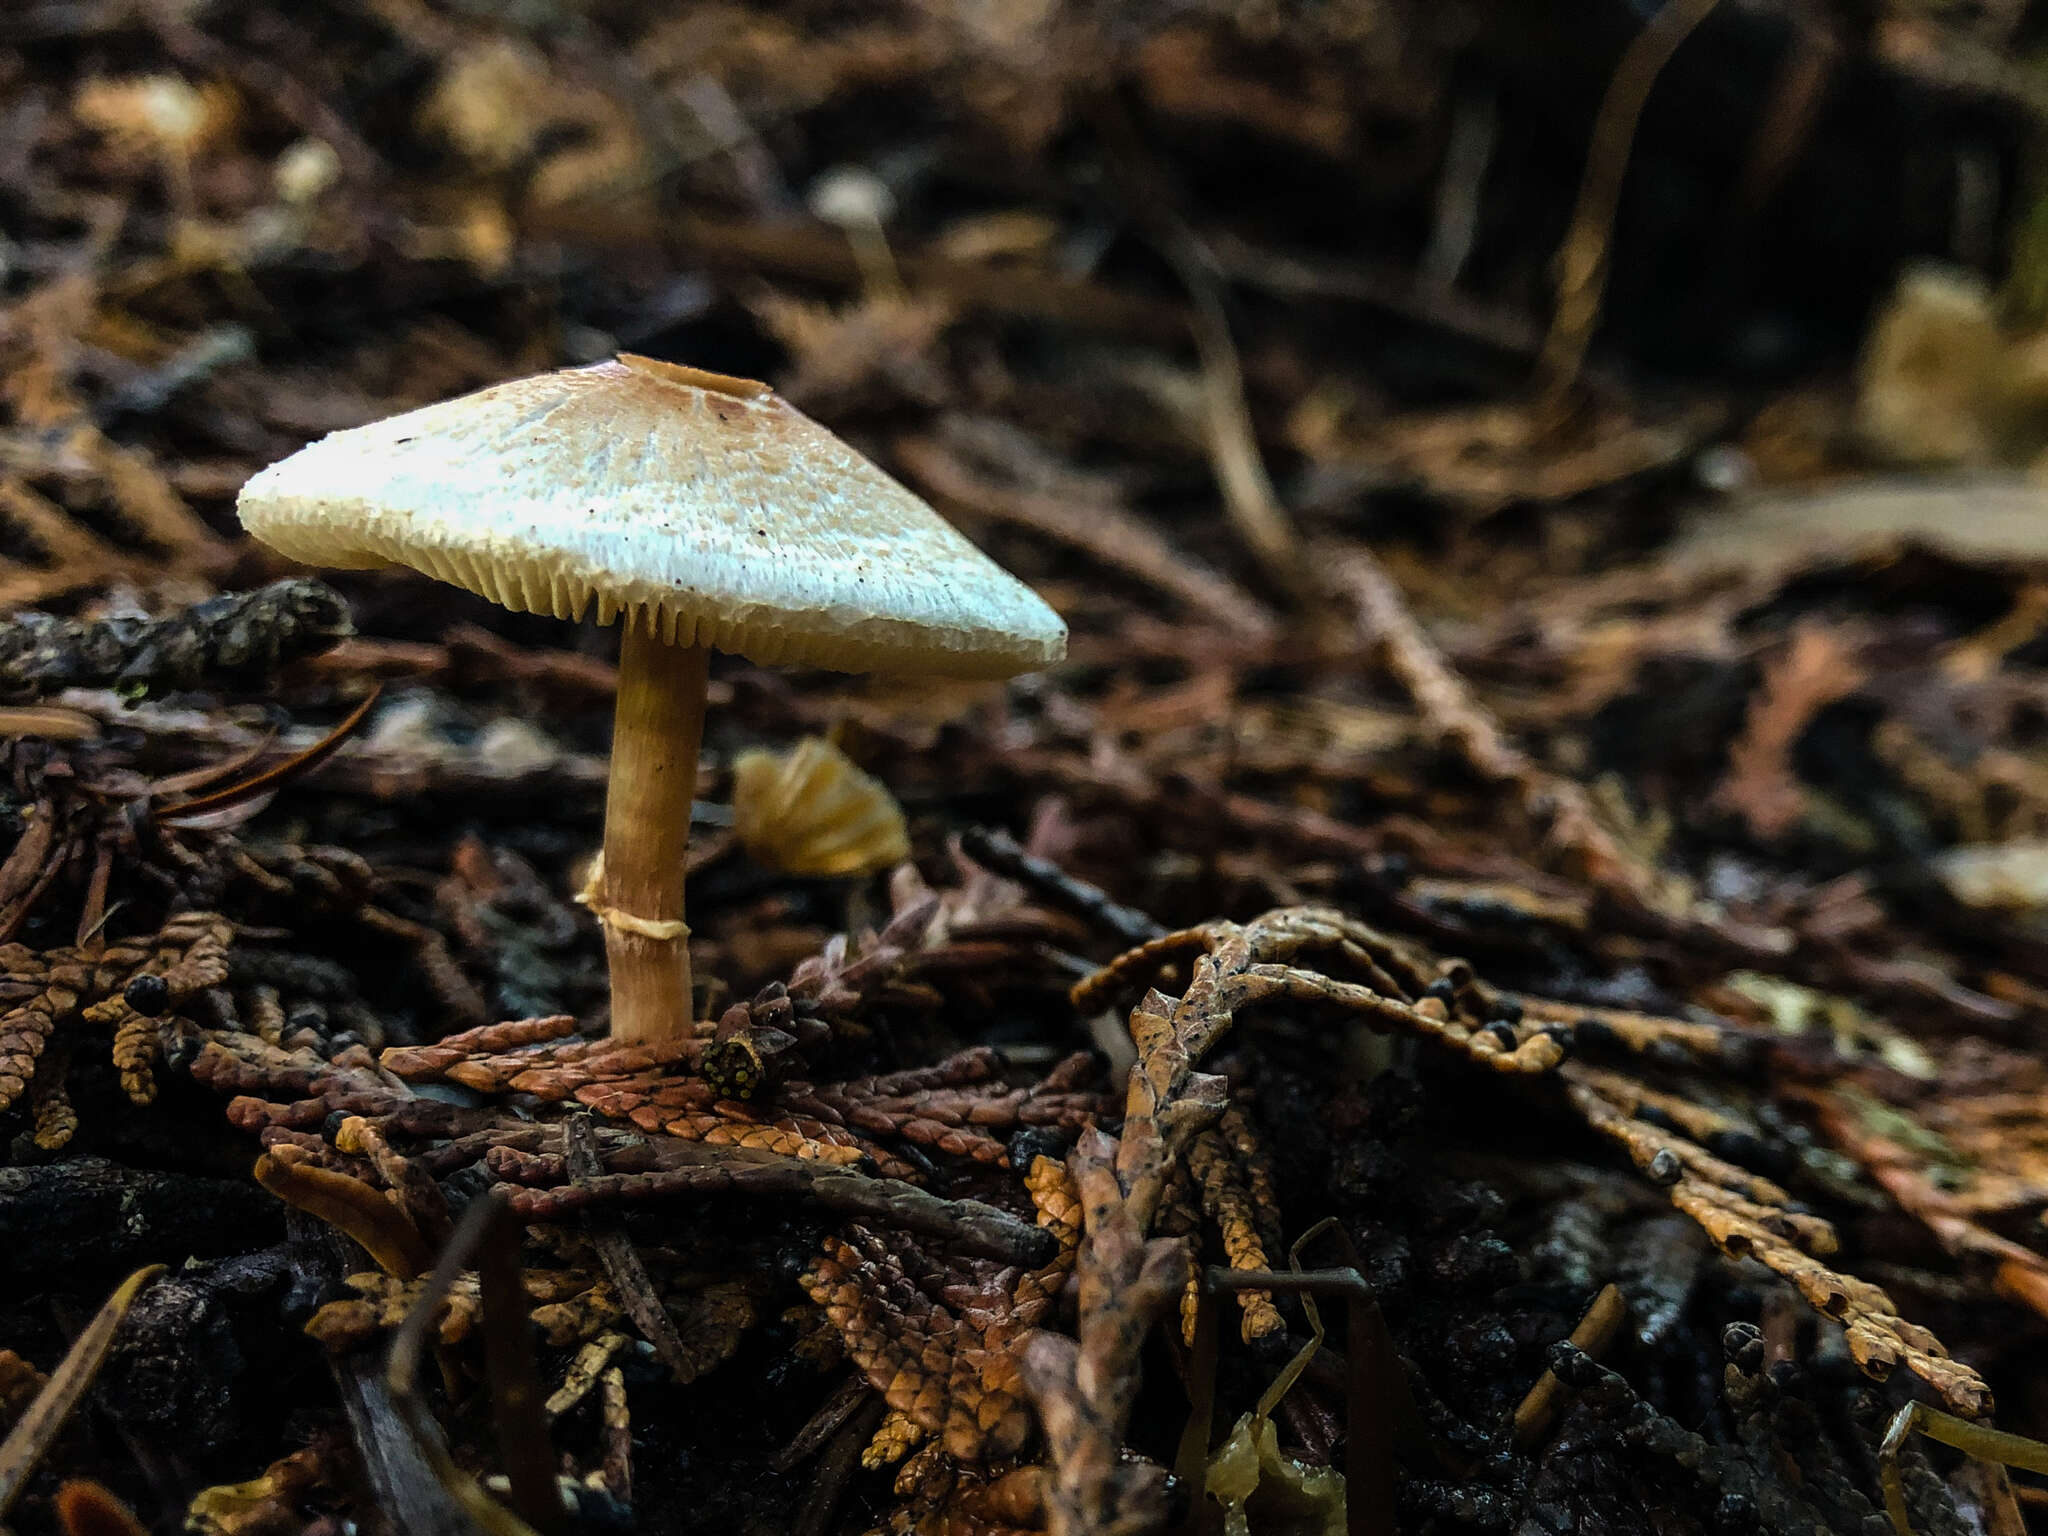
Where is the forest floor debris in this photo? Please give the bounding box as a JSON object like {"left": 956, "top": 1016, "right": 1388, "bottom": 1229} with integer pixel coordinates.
{"left": 11, "top": 3, "right": 2048, "bottom": 1536}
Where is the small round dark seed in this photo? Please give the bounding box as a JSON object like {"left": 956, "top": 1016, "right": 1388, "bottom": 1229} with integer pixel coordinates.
{"left": 1489, "top": 998, "right": 1524, "bottom": 1025}
{"left": 1540, "top": 1024, "right": 1575, "bottom": 1058}
{"left": 124, "top": 973, "right": 170, "bottom": 1016}
{"left": 1486, "top": 1021, "right": 1518, "bottom": 1049}
{"left": 1576, "top": 1016, "right": 1618, "bottom": 1048}
{"left": 1423, "top": 978, "right": 1456, "bottom": 1003}
{"left": 1646, "top": 1149, "right": 1683, "bottom": 1185}
{"left": 1008, "top": 1126, "right": 1068, "bottom": 1168}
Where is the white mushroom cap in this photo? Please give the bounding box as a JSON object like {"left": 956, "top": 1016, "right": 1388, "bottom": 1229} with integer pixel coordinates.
{"left": 237, "top": 353, "right": 1067, "bottom": 678}
{"left": 808, "top": 165, "right": 896, "bottom": 229}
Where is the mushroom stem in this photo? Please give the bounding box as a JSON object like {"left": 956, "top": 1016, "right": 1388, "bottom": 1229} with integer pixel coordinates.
{"left": 600, "top": 622, "right": 709, "bottom": 1044}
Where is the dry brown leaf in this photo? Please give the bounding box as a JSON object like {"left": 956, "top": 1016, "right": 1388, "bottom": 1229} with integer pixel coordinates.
{"left": 1714, "top": 624, "right": 1866, "bottom": 839}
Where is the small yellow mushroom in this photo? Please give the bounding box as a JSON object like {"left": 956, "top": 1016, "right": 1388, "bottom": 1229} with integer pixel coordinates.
{"left": 732, "top": 735, "right": 909, "bottom": 878}
{"left": 1206, "top": 1411, "right": 1345, "bottom": 1536}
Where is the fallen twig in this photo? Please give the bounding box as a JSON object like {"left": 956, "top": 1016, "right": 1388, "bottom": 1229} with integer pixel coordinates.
{"left": 561, "top": 1113, "right": 709, "bottom": 1385}
{"left": 0, "top": 1265, "right": 163, "bottom": 1520}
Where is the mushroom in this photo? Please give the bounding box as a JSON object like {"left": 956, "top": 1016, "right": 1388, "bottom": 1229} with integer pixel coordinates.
{"left": 808, "top": 164, "right": 901, "bottom": 297}
{"left": 236, "top": 353, "right": 1065, "bottom": 1043}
